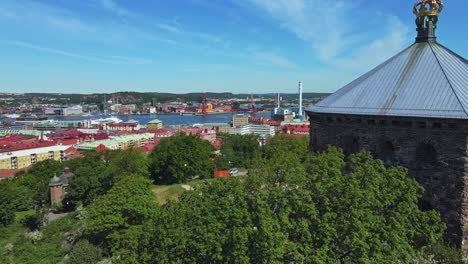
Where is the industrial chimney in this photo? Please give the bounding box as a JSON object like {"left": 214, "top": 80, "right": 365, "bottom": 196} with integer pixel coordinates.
{"left": 298, "top": 81, "right": 303, "bottom": 121}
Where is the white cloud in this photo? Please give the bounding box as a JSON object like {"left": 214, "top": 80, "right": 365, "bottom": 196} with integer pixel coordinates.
{"left": 334, "top": 15, "right": 411, "bottom": 70}
{"left": 0, "top": 0, "right": 96, "bottom": 35}
{"left": 7, "top": 41, "right": 152, "bottom": 65}
{"left": 191, "top": 32, "right": 224, "bottom": 44}
{"left": 98, "top": 0, "right": 134, "bottom": 17}
{"left": 240, "top": 0, "right": 412, "bottom": 68}
{"left": 243, "top": 0, "right": 350, "bottom": 61}
{"left": 249, "top": 50, "right": 299, "bottom": 69}
{"left": 156, "top": 23, "right": 182, "bottom": 34}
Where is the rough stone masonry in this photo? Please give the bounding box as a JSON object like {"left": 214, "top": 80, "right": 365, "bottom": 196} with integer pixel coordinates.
{"left": 307, "top": 112, "right": 468, "bottom": 250}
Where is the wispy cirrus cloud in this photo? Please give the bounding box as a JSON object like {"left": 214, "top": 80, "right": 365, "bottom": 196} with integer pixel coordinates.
{"left": 240, "top": 0, "right": 411, "bottom": 67}
{"left": 248, "top": 50, "right": 299, "bottom": 69}
{"left": 98, "top": 0, "right": 135, "bottom": 17}
{"left": 242, "top": 0, "right": 349, "bottom": 61}
{"left": 153, "top": 21, "right": 228, "bottom": 47}
{"left": 334, "top": 15, "right": 411, "bottom": 70}
{"left": 8, "top": 41, "right": 152, "bottom": 65}
{"left": 156, "top": 23, "right": 182, "bottom": 34}
{"left": 0, "top": 0, "right": 97, "bottom": 35}
{"left": 0, "top": 0, "right": 183, "bottom": 47}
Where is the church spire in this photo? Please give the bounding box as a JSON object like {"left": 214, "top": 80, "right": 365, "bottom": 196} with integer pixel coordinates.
{"left": 413, "top": 0, "right": 444, "bottom": 43}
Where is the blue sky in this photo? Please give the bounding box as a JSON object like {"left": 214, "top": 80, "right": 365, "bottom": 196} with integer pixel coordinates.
{"left": 0, "top": 0, "right": 466, "bottom": 94}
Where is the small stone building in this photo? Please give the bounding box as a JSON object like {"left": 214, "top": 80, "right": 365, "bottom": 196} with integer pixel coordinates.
{"left": 49, "top": 167, "right": 73, "bottom": 207}
{"left": 307, "top": 0, "right": 468, "bottom": 250}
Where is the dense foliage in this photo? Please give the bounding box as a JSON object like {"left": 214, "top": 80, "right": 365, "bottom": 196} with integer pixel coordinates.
{"left": 0, "top": 134, "right": 461, "bottom": 263}
{"left": 84, "top": 175, "right": 157, "bottom": 251}
{"left": 216, "top": 133, "right": 262, "bottom": 169}
{"left": 149, "top": 132, "right": 215, "bottom": 184}
{"left": 0, "top": 182, "right": 16, "bottom": 227}
{"left": 68, "top": 239, "right": 103, "bottom": 264}
{"left": 117, "top": 147, "right": 446, "bottom": 263}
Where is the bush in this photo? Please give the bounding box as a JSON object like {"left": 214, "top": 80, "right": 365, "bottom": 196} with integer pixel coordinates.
{"left": 21, "top": 210, "right": 45, "bottom": 231}
{"left": 68, "top": 240, "right": 103, "bottom": 264}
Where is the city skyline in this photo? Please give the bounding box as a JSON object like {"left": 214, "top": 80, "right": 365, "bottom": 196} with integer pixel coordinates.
{"left": 0, "top": 0, "right": 466, "bottom": 94}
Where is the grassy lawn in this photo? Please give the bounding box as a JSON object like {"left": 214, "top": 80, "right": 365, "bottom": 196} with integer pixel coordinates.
{"left": 15, "top": 210, "right": 36, "bottom": 221}
{"left": 152, "top": 184, "right": 186, "bottom": 205}
{"left": 151, "top": 178, "right": 219, "bottom": 205}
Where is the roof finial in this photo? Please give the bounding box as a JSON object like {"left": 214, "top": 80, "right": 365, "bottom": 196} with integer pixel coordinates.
{"left": 413, "top": 0, "right": 443, "bottom": 17}
{"left": 414, "top": 0, "right": 443, "bottom": 43}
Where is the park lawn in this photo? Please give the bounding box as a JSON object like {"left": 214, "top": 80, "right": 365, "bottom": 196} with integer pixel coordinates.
{"left": 151, "top": 178, "right": 220, "bottom": 205}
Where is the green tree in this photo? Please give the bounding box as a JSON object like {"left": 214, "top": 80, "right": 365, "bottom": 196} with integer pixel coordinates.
{"left": 151, "top": 178, "right": 253, "bottom": 264}
{"left": 140, "top": 146, "right": 446, "bottom": 263}
{"left": 64, "top": 165, "right": 109, "bottom": 207}
{"left": 263, "top": 134, "right": 309, "bottom": 162}
{"left": 68, "top": 240, "right": 103, "bottom": 264}
{"left": 65, "top": 148, "right": 150, "bottom": 209}
{"left": 84, "top": 175, "right": 157, "bottom": 253}
{"left": 302, "top": 147, "right": 445, "bottom": 263}
{"left": 0, "top": 181, "right": 16, "bottom": 226}
{"left": 149, "top": 132, "right": 215, "bottom": 184}
{"left": 216, "top": 134, "right": 261, "bottom": 169}
{"left": 15, "top": 159, "right": 63, "bottom": 208}
{"left": 107, "top": 148, "right": 150, "bottom": 180}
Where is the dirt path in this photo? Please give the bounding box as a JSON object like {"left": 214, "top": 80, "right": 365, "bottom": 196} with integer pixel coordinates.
{"left": 152, "top": 186, "right": 169, "bottom": 194}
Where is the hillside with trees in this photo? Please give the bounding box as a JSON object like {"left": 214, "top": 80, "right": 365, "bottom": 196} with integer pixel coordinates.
{"left": 0, "top": 134, "right": 462, "bottom": 263}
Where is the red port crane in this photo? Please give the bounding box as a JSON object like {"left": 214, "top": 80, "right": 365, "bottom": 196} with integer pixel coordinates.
{"left": 250, "top": 93, "right": 257, "bottom": 112}
{"left": 201, "top": 92, "right": 207, "bottom": 116}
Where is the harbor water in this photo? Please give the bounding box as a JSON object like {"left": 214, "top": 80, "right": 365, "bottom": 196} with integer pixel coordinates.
{"left": 1, "top": 112, "right": 272, "bottom": 126}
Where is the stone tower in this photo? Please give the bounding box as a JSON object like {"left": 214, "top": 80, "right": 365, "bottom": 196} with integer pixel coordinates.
{"left": 48, "top": 167, "right": 73, "bottom": 207}
{"left": 49, "top": 174, "right": 64, "bottom": 207}
{"left": 306, "top": 0, "right": 468, "bottom": 250}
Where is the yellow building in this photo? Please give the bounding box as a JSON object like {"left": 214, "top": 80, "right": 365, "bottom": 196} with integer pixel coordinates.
{"left": 232, "top": 114, "right": 249, "bottom": 127}
{"left": 76, "top": 133, "right": 155, "bottom": 151}
{"left": 147, "top": 119, "right": 163, "bottom": 129}
{"left": 197, "top": 104, "right": 214, "bottom": 113}
{"left": 0, "top": 146, "right": 70, "bottom": 170}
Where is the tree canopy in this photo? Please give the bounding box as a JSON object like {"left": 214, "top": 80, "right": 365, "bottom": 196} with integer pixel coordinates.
{"left": 216, "top": 133, "right": 261, "bottom": 169}
{"left": 0, "top": 134, "right": 460, "bottom": 263}
{"left": 149, "top": 132, "right": 215, "bottom": 184}
{"left": 112, "top": 146, "right": 448, "bottom": 263}
{"left": 84, "top": 175, "right": 157, "bottom": 253}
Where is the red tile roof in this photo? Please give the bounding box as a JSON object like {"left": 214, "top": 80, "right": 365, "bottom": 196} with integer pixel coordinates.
{"left": 0, "top": 169, "right": 26, "bottom": 178}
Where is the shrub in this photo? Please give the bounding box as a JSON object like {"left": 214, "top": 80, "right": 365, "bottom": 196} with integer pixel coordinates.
{"left": 68, "top": 240, "right": 103, "bottom": 264}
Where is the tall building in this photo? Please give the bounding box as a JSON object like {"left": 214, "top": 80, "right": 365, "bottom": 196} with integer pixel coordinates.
{"left": 232, "top": 114, "right": 249, "bottom": 127}
{"left": 307, "top": 0, "right": 468, "bottom": 251}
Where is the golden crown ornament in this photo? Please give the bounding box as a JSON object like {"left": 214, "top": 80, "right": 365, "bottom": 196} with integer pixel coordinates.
{"left": 413, "top": 0, "right": 444, "bottom": 17}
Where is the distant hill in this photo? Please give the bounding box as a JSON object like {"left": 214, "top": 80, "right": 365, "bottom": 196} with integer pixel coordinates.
{"left": 8, "top": 92, "right": 330, "bottom": 105}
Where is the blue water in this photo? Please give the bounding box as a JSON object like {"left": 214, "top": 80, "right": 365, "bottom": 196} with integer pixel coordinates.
{"left": 2, "top": 112, "right": 272, "bottom": 126}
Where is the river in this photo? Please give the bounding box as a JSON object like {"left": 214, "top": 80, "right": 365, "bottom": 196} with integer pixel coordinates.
{"left": 2, "top": 112, "right": 272, "bottom": 126}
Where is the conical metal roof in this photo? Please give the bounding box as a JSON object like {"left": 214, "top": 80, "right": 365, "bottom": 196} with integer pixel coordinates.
{"left": 49, "top": 173, "right": 62, "bottom": 187}
{"left": 307, "top": 41, "right": 468, "bottom": 119}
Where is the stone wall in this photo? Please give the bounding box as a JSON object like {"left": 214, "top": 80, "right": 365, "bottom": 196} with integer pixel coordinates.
{"left": 307, "top": 111, "right": 468, "bottom": 249}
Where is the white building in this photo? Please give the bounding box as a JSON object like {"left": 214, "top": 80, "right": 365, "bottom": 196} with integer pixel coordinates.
{"left": 229, "top": 124, "right": 275, "bottom": 137}
{"left": 45, "top": 105, "right": 83, "bottom": 116}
